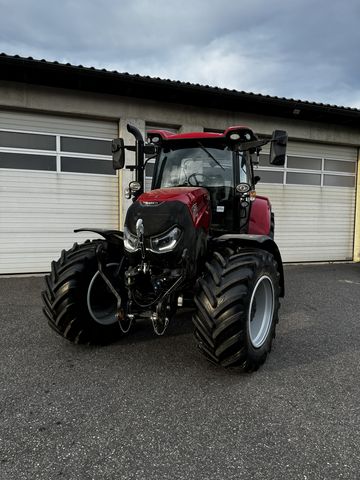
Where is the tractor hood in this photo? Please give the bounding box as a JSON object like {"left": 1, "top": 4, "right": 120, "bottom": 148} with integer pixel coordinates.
{"left": 124, "top": 187, "right": 211, "bottom": 240}
{"left": 124, "top": 187, "right": 210, "bottom": 271}
{"left": 136, "top": 187, "right": 211, "bottom": 230}
{"left": 138, "top": 187, "right": 207, "bottom": 206}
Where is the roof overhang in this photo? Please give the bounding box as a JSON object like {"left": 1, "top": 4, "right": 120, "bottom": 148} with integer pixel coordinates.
{"left": 1, "top": 53, "right": 360, "bottom": 128}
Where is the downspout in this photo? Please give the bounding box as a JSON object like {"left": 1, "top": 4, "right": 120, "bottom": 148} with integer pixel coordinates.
{"left": 118, "top": 119, "right": 123, "bottom": 229}
{"left": 353, "top": 147, "right": 360, "bottom": 262}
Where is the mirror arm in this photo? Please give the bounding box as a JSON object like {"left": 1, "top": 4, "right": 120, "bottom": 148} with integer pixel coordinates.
{"left": 144, "top": 154, "right": 157, "bottom": 167}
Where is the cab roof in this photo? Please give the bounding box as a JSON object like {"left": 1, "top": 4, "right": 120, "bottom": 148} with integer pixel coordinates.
{"left": 147, "top": 126, "right": 256, "bottom": 143}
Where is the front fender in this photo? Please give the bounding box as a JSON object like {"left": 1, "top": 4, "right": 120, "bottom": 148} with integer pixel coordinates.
{"left": 212, "top": 234, "right": 285, "bottom": 297}
{"left": 74, "top": 228, "right": 123, "bottom": 246}
{"left": 249, "top": 196, "right": 271, "bottom": 236}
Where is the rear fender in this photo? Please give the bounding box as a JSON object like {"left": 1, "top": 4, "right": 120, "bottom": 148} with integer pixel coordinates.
{"left": 74, "top": 228, "right": 124, "bottom": 247}
{"left": 212, "top": 234, "right": 284, "bottom": 297}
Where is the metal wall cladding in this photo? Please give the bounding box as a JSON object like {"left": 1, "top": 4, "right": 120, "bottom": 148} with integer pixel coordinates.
{"left": 0, "top": 110, "right": 119, "bottom": 273}
{"left": 257, "top": 141, "right": 357, "bottom": 262}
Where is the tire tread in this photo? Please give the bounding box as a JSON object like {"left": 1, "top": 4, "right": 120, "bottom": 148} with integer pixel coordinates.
{"left": 41, "top": 239, "right": 124, "bottom": 344}
{"left": 192, "top": 247, "right": 280, "bottom": 371}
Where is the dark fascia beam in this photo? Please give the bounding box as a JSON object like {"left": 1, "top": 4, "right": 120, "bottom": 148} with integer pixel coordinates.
{"left": 1, "top": 54, "right": 360, "bottom": 127}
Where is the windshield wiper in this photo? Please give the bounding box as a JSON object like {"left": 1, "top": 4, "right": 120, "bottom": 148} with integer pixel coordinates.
{"left": 197, "top": 142, "right": 225, "bottom": 170}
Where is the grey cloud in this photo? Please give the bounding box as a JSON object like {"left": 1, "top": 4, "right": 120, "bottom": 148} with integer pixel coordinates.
{"left": 0, "top": 0, "right": 359, "bottom": 107}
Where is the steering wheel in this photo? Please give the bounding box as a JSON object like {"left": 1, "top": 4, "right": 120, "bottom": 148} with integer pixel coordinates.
{"left": 187, "top": 173, "right": 206, "bottom": 186}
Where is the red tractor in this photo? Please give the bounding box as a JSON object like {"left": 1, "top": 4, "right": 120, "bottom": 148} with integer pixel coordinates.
{"left": 42, "top": 124, "right": 287, "bottom": 371}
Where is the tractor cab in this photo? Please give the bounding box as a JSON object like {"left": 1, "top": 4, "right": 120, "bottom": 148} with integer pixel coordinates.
{"left": 150, "top": 138, "right": 251, "bottom": 233}
{"left": 147, "top": 128, "right": 263, "bottom": 234}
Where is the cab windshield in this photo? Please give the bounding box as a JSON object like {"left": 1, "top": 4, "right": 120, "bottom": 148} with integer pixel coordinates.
{"left": 154, "top": 144, "right": 247, "bottom": 187}
{"left": 153, "top": 142, "right": 249, "bottom": 232}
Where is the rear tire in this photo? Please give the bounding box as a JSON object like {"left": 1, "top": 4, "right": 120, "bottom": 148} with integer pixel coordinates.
{"left": 42, "top": 240, "right": 128, "bottom": 344}
{"left": 192, "top": 248, "right": 280, "bottom": 371}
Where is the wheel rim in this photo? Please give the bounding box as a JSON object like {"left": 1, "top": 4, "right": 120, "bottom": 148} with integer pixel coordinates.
{"left": 87, "top": 263, "right": 122, "bottom": 325}
{"left": 248, "top": 275, "right": 274, "bottom": 348}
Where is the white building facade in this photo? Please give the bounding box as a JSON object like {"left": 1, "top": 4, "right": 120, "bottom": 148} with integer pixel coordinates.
{"left": 0, "top": 54, "right": 359, "bottom": 273}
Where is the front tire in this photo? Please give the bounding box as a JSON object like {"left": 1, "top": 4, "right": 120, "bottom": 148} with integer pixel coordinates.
{"left": 192, "top": 248, "right": 280, "bottom": 371}
{"left": 42, "top": 239, "right": 128, "bottom": 344}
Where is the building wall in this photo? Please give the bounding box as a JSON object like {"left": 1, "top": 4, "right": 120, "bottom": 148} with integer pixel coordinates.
{"left": 354, "top": 151, "right": 360, "bottom": 262}
{"left": 0, "top": 79, "right": 359, "bottom": 262}
{"left": 1, "top": 80, "right": 360, "bottom": 145}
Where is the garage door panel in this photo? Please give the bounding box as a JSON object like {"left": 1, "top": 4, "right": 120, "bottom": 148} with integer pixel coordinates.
{"left": 2, "top": 205, "right": 118, "bottom": 215}
{"left": 0, "top": 233, "right": 112, "bottom": 273}
{"left": 257, "top": 140, "right": 357, "bottom": 263}
{"left": 257, "top": 176, "right": 356, "bottom": 262}
{"left": 0, "top": 170, "right": 118, "bottom": 190}
{"left": 0, "top": 232, "right": 106, "bottom": 254}
{"left": 0, "top": 111, "right": 117, "bottom": 138}
{"left": 2, "top": 214, "right": 118, "bottom": 224}
{"left": 288, "top": 142, "right": 357, "bottom": 161}
{"left": 0, "top": 112, "right": 119, "bottom": 274}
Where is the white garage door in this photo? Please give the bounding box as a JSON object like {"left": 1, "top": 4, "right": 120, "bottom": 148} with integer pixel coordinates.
{"left": 256, "top": 141, "right": 357, "bottom": 262}
{"left": 0, "top": 110, "right": 119, "bottom": 274}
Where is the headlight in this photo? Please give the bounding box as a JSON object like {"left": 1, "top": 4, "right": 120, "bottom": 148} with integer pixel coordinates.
{"left": 124, "top": 226, "right": 139, "bottom": 252}
{"left": 150, "top": 227, "right": 182, "bottom": 253}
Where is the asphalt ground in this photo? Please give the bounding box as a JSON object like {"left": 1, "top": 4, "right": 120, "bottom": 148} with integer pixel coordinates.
{"left": 1, "top": 263, "right": 360, "bottom": 480}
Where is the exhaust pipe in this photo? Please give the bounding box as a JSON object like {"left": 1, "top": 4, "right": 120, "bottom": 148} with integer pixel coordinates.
{"left": 127, "top": 124, "right": 144, "bottom": 195}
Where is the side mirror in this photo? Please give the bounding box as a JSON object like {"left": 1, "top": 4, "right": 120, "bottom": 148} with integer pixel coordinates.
{"left": 270, "top": 130, "right": 288, "bottom": 166}
{"left": 112, "top": 138, "right": 125, "bottom": 170}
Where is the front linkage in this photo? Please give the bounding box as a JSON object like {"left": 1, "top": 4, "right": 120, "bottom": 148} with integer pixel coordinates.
{"left": 123, "top": 220, "right": 188, "bottom": 335}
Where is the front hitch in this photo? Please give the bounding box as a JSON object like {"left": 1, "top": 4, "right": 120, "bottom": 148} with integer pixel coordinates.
{"left": 125, "top": 248, "right": 190, "bottom": 336}
{"left": 136, "top": 218, "right": 147, "bottom": 269}
{"left": 95, "top": 243, "right": 132, "bottom": 334}
{"left": 151, "top": 273, "right": 185, "bottom": 335}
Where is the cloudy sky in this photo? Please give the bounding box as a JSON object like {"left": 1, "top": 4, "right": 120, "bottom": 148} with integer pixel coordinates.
{"left": 0, "top": 0, "right": 359, "bottom": 107}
